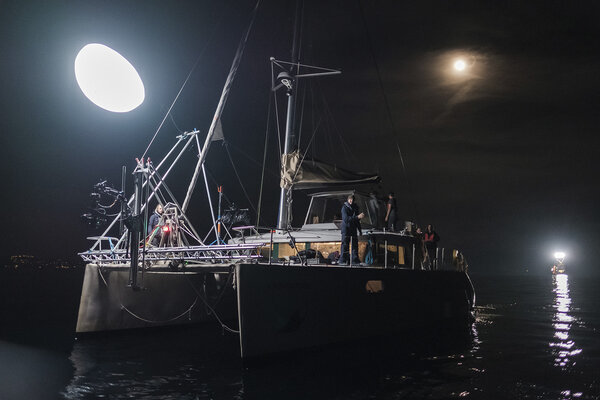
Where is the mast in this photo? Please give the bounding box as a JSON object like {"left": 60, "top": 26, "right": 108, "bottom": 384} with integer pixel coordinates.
{"left": 276, "top": 0, "right": 302, "bottom": 230}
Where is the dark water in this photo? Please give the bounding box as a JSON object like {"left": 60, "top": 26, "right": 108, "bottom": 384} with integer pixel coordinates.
{"left": 1, "top": 269, "right": 599, "bottom": 400}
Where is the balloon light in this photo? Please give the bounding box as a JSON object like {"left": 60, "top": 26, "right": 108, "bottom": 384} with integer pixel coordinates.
{"left": 74, "top": 43, "right": 145, "bottom": 112}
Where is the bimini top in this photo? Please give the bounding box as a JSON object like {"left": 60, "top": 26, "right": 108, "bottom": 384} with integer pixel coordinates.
{"left": 281, "top": 152, "right": 380, "bottom": 190}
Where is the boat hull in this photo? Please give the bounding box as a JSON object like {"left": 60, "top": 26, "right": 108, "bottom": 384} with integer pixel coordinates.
{"left": 236, "top": 263, "right": 475, "bottom": 359}
{"left": 75, "top": 263, "right": 238, "bottom": 333}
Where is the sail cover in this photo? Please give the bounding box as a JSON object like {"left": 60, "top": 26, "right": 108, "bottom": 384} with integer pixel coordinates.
{"left": 280, "top": 151, "right": 380, "bottom": 190}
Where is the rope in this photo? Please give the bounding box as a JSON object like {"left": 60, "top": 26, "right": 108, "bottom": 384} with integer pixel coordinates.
{"left": 291, "top": 117, "right": 322, "bottom": 183}
{"left": 297, "top": 78, "right": 307, "bottom": 147}
{"left": 185, "top": 272, "right": 240, "bottom": 334}
{"left": 256, "top": 94, "right": 273, "bottom": 226}
{"left": 168, "top": 112, "right": 184, "bottom": 134}
{"left": 227, "top": 141, "right": 277, "bottom": 177}
{"left": 318, "top": 86, "right": 357, "bottom": 164}
{"left": 121, "top": 298, "right": 199, "bottom": 324}
{"left": 272, "top": 85, "right": 283, "bottom": 163}
{"left": 96, "top": 265, "right": 238, "bottom": 330}
{"left": 96, "top": 266, "right": 200, "bottom": 324}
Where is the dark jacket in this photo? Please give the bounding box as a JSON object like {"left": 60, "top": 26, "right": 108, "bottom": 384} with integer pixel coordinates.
{"left": 148, "top": 212, "right": 161, "bottom": 235}
{"left": 341, "top": 201, "right": 362, "bottom": 236}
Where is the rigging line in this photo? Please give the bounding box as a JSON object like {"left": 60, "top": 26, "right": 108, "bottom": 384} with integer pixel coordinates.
{"left": 140, "top": 13, "right": 223, "bottom": 160}
{"left": 290, "top": 0, "right": 303, "bottom": 69}
{"left": 256, "top": 95, "right": 273, "bottom": 226}
{"left": 318, "top": 86, "right": 357, "bottom": 164}
{"left": 310, "top": 83, "right": 319, "bottom": 161}
{"left": 227, "top": 141, "right": 278, "bottom": 178}
{"left": 168, "top": 112, "right": 184, "bottom": 134}
{"left": 297, "top": 77, "right": 308, "bottom": 148}
{"left": 148, "top": 176, "right": 168, "bottom": 206}
{"left": 272, "top": 62, "right": 283, "bottom": 161}
{"left": 275, "top": 60, "right": 340, "bottom": 73}
{"left": 294, "top": 0, "right": 305, "bottom": 75}
{"left": 223, "top": 141, "right": 258, "bottom": 214}
{"left": 357, "top": 0, "right": 419, "bottom": 223}
{"left": 291, "top": 118, "right": 323, "bottom": 184}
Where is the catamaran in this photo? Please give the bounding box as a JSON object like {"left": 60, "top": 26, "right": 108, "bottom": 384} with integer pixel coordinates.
{"left": 75, "top": 1, "right": 475, "bottom": 359}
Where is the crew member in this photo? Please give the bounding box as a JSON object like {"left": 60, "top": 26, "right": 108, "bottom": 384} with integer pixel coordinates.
{"left": 340, "top": 194, "right": 364, "bottom": 265}
{"left": 415, "top": 227, "right": 427, "bottom": 269}
{"left": 148, "top": 204, "right": 164, "bottom": 246}
{"left": 384, "top": 192, "right": 397, "bottom": 231}
{"left": 368, "top": 191, "right": 382, "bottom": 229}
{"left": 424, "top": 224, "right": 440, "bottom": 269}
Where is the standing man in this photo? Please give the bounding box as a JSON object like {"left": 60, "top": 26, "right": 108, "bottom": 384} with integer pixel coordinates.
{"left": 368, "top": 191, "right": 382, "bottom": 229}
{"left": 424, "top": 224, "right": 440, "bottom": 269}
{"left": 415, "top": 226, "right": 427, "bottom": 269}
{"left": 384, "top": 192, "right": 397, "bottom": 231}
{"left": 340, "top": 194, "right": 364, "bottom": 265}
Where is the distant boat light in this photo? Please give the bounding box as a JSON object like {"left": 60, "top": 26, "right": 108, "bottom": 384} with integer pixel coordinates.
{"left": 554, "top": 251, "right": 566, "bottom": 260}
{"left": 74, "top": 43, "right": 145, "bottom": 112}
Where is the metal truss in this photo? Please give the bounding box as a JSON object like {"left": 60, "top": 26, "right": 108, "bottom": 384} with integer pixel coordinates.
{"left": 79, "top": 243, "right": 265, "bottom": 264}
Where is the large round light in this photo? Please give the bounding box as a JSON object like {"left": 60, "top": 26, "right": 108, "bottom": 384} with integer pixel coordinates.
{"left": 74, "top": 43, "right": 145, "bottom": 112}
{"left": 453, "top": 59, "right": 466, "bottom": 72}
{"left": 554, "top": 251, "right": 566, "bottom": 260}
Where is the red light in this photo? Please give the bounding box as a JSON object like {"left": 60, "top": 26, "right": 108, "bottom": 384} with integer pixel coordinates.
{"left": 162, "top": 225, "right": 170, "bottom": 233}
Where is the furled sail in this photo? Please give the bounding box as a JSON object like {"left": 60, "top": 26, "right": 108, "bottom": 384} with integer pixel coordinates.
{"left": 280, "top": 150, "right": 380, "bottom": 190}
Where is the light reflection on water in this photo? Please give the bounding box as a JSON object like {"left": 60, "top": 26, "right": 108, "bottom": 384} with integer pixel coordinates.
{"left": 550, "top": 274, "right": 583, "bottom": 371}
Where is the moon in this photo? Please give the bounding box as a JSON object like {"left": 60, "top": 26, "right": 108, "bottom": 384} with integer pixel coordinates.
{"left": 453, "top": 59, "right": 467, "bottom": 72}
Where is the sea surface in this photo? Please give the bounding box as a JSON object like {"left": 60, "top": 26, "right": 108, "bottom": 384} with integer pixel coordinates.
{"left": 1, "top": 268, "right": 599, "bottom": 400}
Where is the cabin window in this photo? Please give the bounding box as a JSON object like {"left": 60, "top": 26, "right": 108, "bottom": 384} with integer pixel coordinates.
{"left": 305, "top": 195, "right": 374, "bottom": 226}
{"left": 376, "top": 244, "right": 406, "bottom": 266}
{"left": 277, "top": 242, "right": 306, "bottom": 259}
{"left": 310, "top": 242, "right": 339, "bottom": 259}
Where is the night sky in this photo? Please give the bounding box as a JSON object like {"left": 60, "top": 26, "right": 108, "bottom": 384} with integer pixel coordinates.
{"left": 1, "top": 0, "right": 599, "bottom": 274}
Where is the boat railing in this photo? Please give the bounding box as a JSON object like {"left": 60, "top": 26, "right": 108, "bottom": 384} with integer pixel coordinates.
{"left": 425, "top": 247, "right": 468, "bottom": 272}
{"left": 227, "top": 225, "right": 468, "bottom": 272}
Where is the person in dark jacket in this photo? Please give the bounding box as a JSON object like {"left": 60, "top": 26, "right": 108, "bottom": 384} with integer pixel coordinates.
{"left": 339, "top": 194, "right": 364, "bottom": 265}
{"left": 367, "top": 191, "right": 383, "bottom": 229}
{"left": 148, "top": 204, "right": 164, "bottom": 246}
{"left": 384, "top": 192, "right": 397, "bottom": 231}
{"left": 423, "top": 224, "right": 440, "bottom": 269}
{"left": 415, "top": 227, "right": 427, "bottom": 269}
